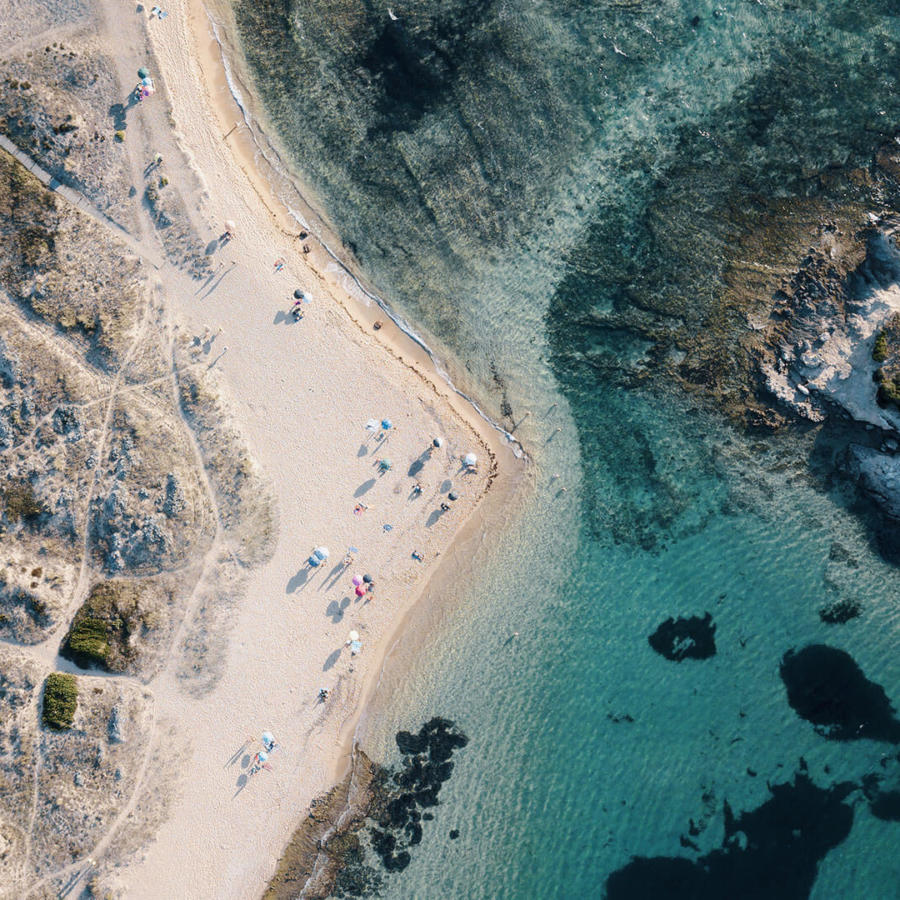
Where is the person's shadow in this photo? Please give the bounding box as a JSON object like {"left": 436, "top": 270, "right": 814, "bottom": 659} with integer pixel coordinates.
{"left": 287, "top": 568, "right": 310, "bottom": 592}
{"left": 323, "top": 648, "right": 341, "bottom": 671}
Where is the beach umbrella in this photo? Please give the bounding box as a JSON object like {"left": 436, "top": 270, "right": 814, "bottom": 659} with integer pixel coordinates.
{"left": 348, "top": 630, "right": 360, "bottom": 641}
{"left": 379, "top": 459, "right": 392, "bottom": 471}
{"left": 293, "top": 289, "right": 303, "bottom": 300}
{"left": 313, "top": 547, "right": 329, "bottom": 560}
{"left": 355, "top": 585, "right": 366, "bottom": 597}
{"left": 138, "top": 67, "right": 150, "bottom": 78}
{"left": 365, "top": 419, "right": 379, "bottom": 432}
{"left": 261, "top": 731, "right": 274, "bottom": 746}
{"left": 433, "top": 437, "right": 443, "bottom": 448}
{"left": 348, "top": 546, "right": 360, "bottom": 554}
{"left": 141, "top": 76, "right": 153, "bottom": 86}
{"left": 257, "top": 751, "right": 268, "bottom": 763}
{"left": 224, "top": 219, "right": 236, "bottom": 232}
{"left": 362, "top": 574, "right": 373, "bottom": 583}
{"left": 381, "top": 419, "right": 392, "bottom": 430}
{"left": 448, "top": 492, "right": 459, "bottom": 501}
{"left": 349, "top": 640, "right": 362, "bottom": 654}
{"left": 352, "top": 575, "right": 362, "bottom": 586}
{"left": 308, "top": 554, "right": 321, "bottom": 567}
{"left": 463, "top": 453, "right": 477, "bottom": 467}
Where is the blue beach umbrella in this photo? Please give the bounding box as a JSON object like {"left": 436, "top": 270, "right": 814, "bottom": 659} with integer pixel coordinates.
{"left": 314, "top": 547, "right": 329, "bottom": 560}
{"left": 308, "top": 554, "right": 321, "bottom": 567}
{"left": 381, "top": 419, "right": 392, "bottom": 430}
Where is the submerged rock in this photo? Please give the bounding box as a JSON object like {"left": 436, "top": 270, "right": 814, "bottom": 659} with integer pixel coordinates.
{"left": 605, "top": 773, "right": 856, "bottom": 899}
{"left": 818, "top": 598, "right": 862, "bottom": 625}
{"left": 870, "top": 790, "right": 900, "bottom": 821}
{"left": 648, "top": 613, "right": 716, "bottom": 661}
{"left": 779, "top": 645, "right": 900, "bottom": 742}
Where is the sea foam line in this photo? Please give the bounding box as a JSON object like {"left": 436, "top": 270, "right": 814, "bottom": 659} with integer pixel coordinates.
{"left": 205, "top": 9, "right": 524, "bottom": 458}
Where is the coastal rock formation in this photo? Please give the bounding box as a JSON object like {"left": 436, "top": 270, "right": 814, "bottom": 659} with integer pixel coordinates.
{"left": 605, "top": 773, "right": 856, "bottom": 900}
{"left": 648, "top": 613, "right": 716, "bottom": 662}
{"left": 267, "top": 719, "right": 469, "bottom": 898}
{"left": 779, "top": 645, "right": 900, "bottom": 743}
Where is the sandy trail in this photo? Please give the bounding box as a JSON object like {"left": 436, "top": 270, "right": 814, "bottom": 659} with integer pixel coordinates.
{"left": 7, "top": 0, "right": 513, "bottom": 897}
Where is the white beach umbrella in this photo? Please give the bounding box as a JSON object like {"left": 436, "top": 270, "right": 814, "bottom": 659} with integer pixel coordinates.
{"left": 365, "top": 419, "right": 379, "bottom": 432}
{"left": 313, "top": 546, "right": 329, "bottom": 560}
{"left": 463, "top": 453, "right": 477, "bottom": 467}
{"left": 348, "top": 630, "right": 360, "bottom": 642}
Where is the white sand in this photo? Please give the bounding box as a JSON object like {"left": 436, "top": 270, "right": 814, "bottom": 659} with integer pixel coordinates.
{"left": 68, "top": 1, "right": 517, "bottom": 896}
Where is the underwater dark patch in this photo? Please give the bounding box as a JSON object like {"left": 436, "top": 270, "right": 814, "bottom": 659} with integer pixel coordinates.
{"left": 367, "top": 718, "right": 468, "bottom": 874}
{"left": 648, "top": 612, "right": 716, "bottom": 662}
{"left": 605, "top": 773, "right": 856, "bottom": 900}
{"left": 779, "top": 645, "right": 900, "bottom": 742}
{"left": 870, "top": 790, "right": 900, "bottom": 822}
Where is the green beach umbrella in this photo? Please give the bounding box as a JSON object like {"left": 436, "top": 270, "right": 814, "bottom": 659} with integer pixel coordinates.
{"left": 138, "top": 67, "right": 150, "bottom": 79}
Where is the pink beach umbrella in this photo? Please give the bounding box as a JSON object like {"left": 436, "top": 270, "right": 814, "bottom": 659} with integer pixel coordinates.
{"left": 355, "top": 585, "right": 366, "bottom": 597}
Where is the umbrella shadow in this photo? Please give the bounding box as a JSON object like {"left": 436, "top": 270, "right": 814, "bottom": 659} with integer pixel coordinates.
{"left": 233, "top": 773, "right": 249, "bottom": 798}
{"left": 321, "top": 562, "right": 348, "bottom": 591}
{"left": 354, "top": 479, "right": 376, "bottom": 497}
{"left": 323, "top": 648, "right": 341, "bottom": 671}
{"left": 326, "top": 597, "right": 350, "bottom": 623}
{"left": 425, "top": 509, "right": 443, "bottom": 528}
{"left": 408, "top": 458, "right": 425, "bottom": 477}
{"left": 357, "top": 443, "right": 368, "bottom": 458}
{"left": 204, "top": 239, "right": 220, "bottom": 256}
{"left": 441, "top": 480, "right": 453, "bottom": 492}
{"left": 287, "top": 568, "right": 311, "bottom": 593}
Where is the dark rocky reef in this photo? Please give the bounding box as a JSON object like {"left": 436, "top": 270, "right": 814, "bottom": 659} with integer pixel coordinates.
{"left": 648, "top": 613, "right": 716, "bottom": 662}
{"left": 870, "top": 790, "right": 900, "bottom": 822}
{"left": 368, "top": 718, "right": 468, "bottom": 873}
{"left": 780, "top": 645, "right": 900, "bottom": 742}
{"left": 605, "top": 773, "right": 856, "bottom": 900}
{"left": 818, "top": 598, "right": 862, "bottom": 625}
{"left": 265, "top": 718, "right": 468, "bottom": 898}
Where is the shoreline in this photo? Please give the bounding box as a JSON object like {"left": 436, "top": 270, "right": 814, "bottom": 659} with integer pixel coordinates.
{"left": 181, "top": 0, "right": 530, "bottom": 778}
{"left": 197, "top": 0, "right": 525, "bottom": 457}
{"left": 98, "top": 0, "right": 533, "bottom": 896}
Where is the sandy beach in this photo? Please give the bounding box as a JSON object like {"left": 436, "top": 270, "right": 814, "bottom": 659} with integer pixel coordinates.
{"left": 1, "top": 0, "right": 522, "bottom": 896}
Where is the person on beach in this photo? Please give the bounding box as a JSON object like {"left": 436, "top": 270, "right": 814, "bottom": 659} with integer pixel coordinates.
{"left": 274, "top": 258, "right": 285, "bottom": 273}
{"left": 412, "top": 550, "right": 424, "bottom": 562}
{"left": 353, "top": 503, "right": 368, "bottom": 515}
{"left": 291, "top": 300, "right": 304, "bottom": 320}
{"left": 440, "top": 502, "right": 451, "bottom": 512}
{"left": 318, "top": 688, "right": 329, "bottom": 702}
{"left": 411, "top": 482, "right": 423, "bottom": 496}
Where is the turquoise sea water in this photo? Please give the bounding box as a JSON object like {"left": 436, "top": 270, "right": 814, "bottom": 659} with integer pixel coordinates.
{"left": 230, "top": 1, "right": 900, "bottom": 896}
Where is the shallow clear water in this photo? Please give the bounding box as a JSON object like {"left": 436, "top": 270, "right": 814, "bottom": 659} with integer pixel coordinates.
{"left": 231, "top": 0, "right": 900, "bottom": 896}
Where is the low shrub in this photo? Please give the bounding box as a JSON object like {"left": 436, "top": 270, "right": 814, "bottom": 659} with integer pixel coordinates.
{"left": 873, "top": 329, "right": 889, "bottom": 363}
{"left": 42, "top": 672, "right": 77, "bottom": 729}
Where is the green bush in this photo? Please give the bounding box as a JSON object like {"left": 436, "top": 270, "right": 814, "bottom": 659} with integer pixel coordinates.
{"left": 65, "top": 617, "right": 110, "bottom": 667}
{"left": 42, "top": 673, "right": 77, "bottom": 729}
{"left": 3, "top": 482, "right": 44, "bottom": 523}
{"left": 873, "top": 330, "right": 889, "bottom": 363}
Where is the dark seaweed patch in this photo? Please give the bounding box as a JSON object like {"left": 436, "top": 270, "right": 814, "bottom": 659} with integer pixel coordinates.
{"left": 779, "top": 645, "right": 900, "bottom": 742}
{"left": 605, "top": 773, "right": 856, "bottom": 899}
{"left": 648, "top": 612, "right": 716, "bottom": 661}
